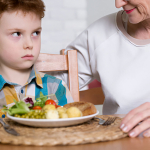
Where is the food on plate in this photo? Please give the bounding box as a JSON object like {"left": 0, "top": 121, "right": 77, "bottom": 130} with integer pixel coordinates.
{"left": 64, "top": 101, "right": 97, "bottom": 116}
{"left": 56, "top": 105, "right": 61, "bottom": 108}
{"left": 57, "top": 107, "right": 68, "bottom": 118}
{"left": 32, "top": 106, "right": 42, "bottom": 110}
{"left": 46, "top": 110, "right": 59, "bottom": 119}
{"left": 2, "top": 100, "right": 30, "bottom": 116}
{"left": 2, "top": 92, "right": 97, "bottom": 120}
{"left": 42, "top": 104, "right": 56, "bottom": 113}
{"left": 14, "top": 110, "right": 46, "bottom": 119}
{"left": 23, "top": 97, "right": 34, "bottom": 108}
{"left": 59, "top": 112, "right": 68, "bottom": 118}
{"left": 45, "top": 99, "right": 57, "bottom": 106}
{"left": 34, "top": 92, "right": 49, "bottom": 108}
{"left": 57, "top": 107, "right": 66, "bottom": 113}
{"left": 66, "top": 107, "right": 82, "bottom": 118}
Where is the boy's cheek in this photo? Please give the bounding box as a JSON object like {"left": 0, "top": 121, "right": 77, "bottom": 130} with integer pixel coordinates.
{"left": 33, "top": 44, "right": 41, "bottom": 55}
{"left": 33, "top": 39, "right": 41, "bottom": 48}
{"left": 4, "top": 55, "right": 15, "bottom": 62}
{"left": 2, "top": 52, "right": 18, "bottom": 61}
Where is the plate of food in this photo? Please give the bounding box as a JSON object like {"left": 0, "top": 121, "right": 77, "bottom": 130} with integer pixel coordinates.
{"left": 3, "top": 92, "right": 99, "bottom": 127}
{"left": 7, "top": 110, "right": 99, "bottom": 127}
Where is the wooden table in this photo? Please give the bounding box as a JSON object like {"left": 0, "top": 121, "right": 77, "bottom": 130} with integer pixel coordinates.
{"left": 1, "top": 115, "right": 150, "bottom": 150}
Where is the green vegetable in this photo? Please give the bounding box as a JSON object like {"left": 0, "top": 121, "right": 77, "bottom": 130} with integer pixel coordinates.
{"left": 3, "top": 105, "right": 7, "bottom": 108}
{"left": 14, "top": 110, "right": 46, "bottom": 119}
{"left": 2, "top": 99, "right": 30, "bottom": 116}
{"left": 34, "top": 92, "right": 48, "bottom": 108}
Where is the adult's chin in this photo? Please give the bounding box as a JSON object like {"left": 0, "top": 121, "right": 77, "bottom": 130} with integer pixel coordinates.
{"left": 128, "top": 17, "right": 143, "bottom": 24}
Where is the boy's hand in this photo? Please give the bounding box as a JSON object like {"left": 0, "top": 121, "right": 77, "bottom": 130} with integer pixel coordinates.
{"left": 120, "top": 102, "right": 150, "bottom": 138}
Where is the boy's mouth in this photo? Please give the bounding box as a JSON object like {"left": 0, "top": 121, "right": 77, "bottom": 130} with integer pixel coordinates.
{"left": 22, "top": 54, "right": 34, "bottom": 60}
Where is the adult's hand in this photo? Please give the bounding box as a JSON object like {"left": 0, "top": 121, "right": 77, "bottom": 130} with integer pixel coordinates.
{"left": 120, "top": 102, "right": 150, "bottom": 137}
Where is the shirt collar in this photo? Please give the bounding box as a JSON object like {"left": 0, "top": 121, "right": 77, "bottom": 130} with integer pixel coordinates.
{"left": 0, "top": 66, "right": 43, "bottom": 90}
{"left": 27, "top": 66, "right": 43, "bottom": 88}
{"left": 0, "top": 75, "right": 18, "bottom": 91}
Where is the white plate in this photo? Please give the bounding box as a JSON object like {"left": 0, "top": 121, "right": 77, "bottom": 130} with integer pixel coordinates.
{"left": 7, "top": 110, "right": 99, "bottom": 127}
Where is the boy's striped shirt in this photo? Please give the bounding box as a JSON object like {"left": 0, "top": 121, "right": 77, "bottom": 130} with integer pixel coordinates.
{"left": 0, "top": 67, "right": 74, "bottom": 117}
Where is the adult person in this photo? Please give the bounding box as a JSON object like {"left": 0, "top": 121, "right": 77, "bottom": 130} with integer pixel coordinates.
{"left": 64, "top": 0, "right": 150, "bottom": 138}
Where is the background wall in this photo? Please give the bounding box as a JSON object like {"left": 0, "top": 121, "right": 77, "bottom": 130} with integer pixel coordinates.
{"left": 87, "top": 0, "right": 122, "bottom": 25}
{"left": 41, "top": 0, "right": 121, "bottom": 54}
{"left": 41, "top": 0, "right": 87, "bottom": 54}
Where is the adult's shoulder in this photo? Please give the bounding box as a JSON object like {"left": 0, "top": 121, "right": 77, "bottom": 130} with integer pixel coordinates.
{"left": 87, "top": 11, "right": 118, "bottom": 33}
{"left": 86, "top": 11, "right": 119, "bottom": 44}
{"left": 65, "top": 11, "right": 120, "bottom": 64}
{"left": 66, "top": 11, "right": 120, "bottom": 52}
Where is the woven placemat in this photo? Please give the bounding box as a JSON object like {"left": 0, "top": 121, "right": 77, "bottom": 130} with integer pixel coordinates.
{"left": 0, "top": 115, "right": 128, "bottom": 146}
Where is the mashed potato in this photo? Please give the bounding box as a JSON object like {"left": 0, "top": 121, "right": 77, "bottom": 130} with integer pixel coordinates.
{"left": 66, "top": 107, "right": 82, "bottom": 118}
{"left": 59, "top": 112, "right": 68, "bottom": 118}
{"left": 43, "top": 104, "right": 56, "bottom": 113}
{"left": 45, "top": 106, "right": 83, "bottom": 119}
{"left": 46, "top": 110, "right": 59, "bottom": 119}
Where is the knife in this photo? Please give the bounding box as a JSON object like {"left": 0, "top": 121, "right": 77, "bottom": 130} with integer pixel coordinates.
{"left": 0, "top": 117, "right": 20, "bottom": 136}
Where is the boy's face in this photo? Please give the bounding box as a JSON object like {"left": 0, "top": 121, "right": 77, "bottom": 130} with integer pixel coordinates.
{"left": 0, "top": 11, "right": 41, "bottom": 70}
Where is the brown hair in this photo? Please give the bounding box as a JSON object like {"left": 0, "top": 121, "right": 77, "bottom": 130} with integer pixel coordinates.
{"left": 0, "top": 0, "right": 45, "bottom": 18}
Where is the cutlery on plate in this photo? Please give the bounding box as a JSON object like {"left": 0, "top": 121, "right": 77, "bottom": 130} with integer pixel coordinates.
{"left": 0, "top": 117, "right": 20, "bottom": 136}
{"left": 94, "top": 117, "right": 117, "bottom": 126}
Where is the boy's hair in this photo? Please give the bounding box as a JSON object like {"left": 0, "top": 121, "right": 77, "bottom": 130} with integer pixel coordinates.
{"left": 0, "top": 0, "right": 45, "bottom": 18}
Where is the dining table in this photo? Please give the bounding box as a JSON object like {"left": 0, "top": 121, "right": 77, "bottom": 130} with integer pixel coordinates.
{"left": 1, "top": 114, "right": 150, "bottom": 150}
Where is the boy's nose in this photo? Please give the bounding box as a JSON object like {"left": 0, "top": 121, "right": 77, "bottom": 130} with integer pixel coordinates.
{"left": 115, "top": 0, "right": 128, "bottom": 8}
{"left": 23, "top": 37, "right": 33, "bottom": 50}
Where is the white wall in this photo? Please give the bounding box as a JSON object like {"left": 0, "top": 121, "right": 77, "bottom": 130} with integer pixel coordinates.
{"left": 41, "top": 0, "right": 87, "bottom": 54}
{"left": 87, "top": 0, "right": 122, "bottom": 26}
{"left": 41, "top": 0, "right": 122, "bottom": 54}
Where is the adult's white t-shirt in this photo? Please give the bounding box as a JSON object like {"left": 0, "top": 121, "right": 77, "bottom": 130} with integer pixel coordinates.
{"left": 64, "top": 10, "right": 150, "bottom": 115}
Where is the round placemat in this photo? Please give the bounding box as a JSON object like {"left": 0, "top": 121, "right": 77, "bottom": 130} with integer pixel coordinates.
{"left": 0, "top": 115, "right": 128, "bottom": 146}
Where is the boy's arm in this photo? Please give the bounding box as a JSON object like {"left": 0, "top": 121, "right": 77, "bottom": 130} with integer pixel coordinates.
{"left": 55, "top": 80, "right": 74, "bottom": 106}
{"left": 47, "top": 71, "right": 69, "bottom": 89}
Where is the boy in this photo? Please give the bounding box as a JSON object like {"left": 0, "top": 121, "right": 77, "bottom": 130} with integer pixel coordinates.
{"left": 0, "top": 0, "right": 74, "bottom": 117}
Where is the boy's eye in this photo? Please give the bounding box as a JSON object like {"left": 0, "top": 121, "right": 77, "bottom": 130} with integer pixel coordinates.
{"left": 32, "top": 31, "right": 40, "bottom": 37}
{"left": 12, "top": 32, "right": 21, "bottom": 37}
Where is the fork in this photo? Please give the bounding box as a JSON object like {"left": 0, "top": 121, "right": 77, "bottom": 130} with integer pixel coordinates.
{"left": 0, "top": 117, "right": 20, "bottom": 136}
{"left": 94, "top": 117, "right": 106, "bottom": 124}
{"left": 94, "top": 117, "right": 117, "bottom": 126}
